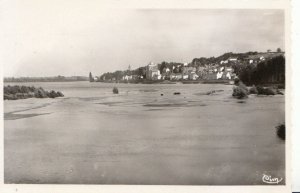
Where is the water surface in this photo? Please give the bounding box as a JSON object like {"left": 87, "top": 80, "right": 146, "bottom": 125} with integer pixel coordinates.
{"left": 4, "top": 81, "right": 285, "bottom": 185}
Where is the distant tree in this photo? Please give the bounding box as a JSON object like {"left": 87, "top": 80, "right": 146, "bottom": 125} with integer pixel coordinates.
{"left": 137, "top": 67, "right": 146, "bottom": 78}
{"left": 114, "top": 70, "right": 124, "bottom": 80}
{"left": 159, "top": 62, "right": 167, "bottom": 74}
{"left": 267, "top": 49, "right": 272, "bottom": 53}
{"left": 238, "top": 55, "right": 285, "bottom": 85}
{"left": 89, "top": 72, "right": 94, "bottom": 82}
{"left": 277, "top": 48, "right": 282, "bottom": 52}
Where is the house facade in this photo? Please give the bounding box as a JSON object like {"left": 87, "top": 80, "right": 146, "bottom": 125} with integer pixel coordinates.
{"left": 146, "top": 62, "right": 161, "bottom": 80}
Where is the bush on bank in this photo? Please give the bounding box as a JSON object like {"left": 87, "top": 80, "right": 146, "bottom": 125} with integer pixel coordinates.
{"left": 232, "top": 79, "right": 249, "bottom": 99}
{"left": 276, "top": 123, "right": 285, "bottom": 140}
{"left": 232, "top": 78, "right": 284, "bottom": 99}
{"left": 4, "top": 85, "right": 64, "bottom": 100}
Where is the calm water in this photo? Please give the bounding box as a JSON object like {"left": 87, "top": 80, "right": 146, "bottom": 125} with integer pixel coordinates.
{"left": 4, "top": 81, "right": 285, "bottom": 185}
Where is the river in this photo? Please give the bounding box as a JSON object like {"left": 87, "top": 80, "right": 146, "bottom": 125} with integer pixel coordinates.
{"left": 4, "top": 81, "right": 285, "bottom": 185}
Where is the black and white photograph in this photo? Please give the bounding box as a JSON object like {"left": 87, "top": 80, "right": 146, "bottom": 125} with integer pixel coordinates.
{"left": 1, "top": 0, "right": 288, "bottom": 190}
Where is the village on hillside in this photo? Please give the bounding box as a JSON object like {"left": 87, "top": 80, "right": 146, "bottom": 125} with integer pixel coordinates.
{"left": 90, "top": 50, "right": 285, "bottom": 84}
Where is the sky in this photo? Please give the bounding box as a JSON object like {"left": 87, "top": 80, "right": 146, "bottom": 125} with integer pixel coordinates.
{"left": 1, "top": 1, "right": 284, "bottom": 77}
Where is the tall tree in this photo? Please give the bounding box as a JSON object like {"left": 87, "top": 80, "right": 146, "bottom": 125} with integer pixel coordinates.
{"left": 89, "top": 72, "right": 94, "bottom": 82}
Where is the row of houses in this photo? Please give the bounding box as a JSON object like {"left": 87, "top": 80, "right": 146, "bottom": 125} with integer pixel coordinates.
{"left": 145, "top": 62, "right": 236, "bottom": 81}
{"left": 103, "top": 59, "right": 238, "bottom": 82}
{"left": 99, "top": 52, "right": 284, "bottom": 82}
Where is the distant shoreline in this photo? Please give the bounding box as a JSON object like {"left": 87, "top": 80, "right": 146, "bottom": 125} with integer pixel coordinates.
{"left": 4, "top": 80, "right": 88, "bottom": 83}
{"left": 4, "top": 79, "right": 285, "bottom": 87}
{"left": 4, "top": 79, "right": 233, "bottom": 84}
{"left": 4, "top": 76, "right": 89, "bottom": 83}
{"left": 94, "top": 79, "right": 235, "bottom": 85}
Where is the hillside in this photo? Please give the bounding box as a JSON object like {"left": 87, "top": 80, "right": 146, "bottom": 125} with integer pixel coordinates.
{"left": 98, "top": 51, "right": 285, "bottom": 82}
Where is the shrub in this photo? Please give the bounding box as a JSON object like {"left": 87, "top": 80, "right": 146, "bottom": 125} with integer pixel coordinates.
{"left": 276, "top": 123, "right": 285, "bottom": 140}
{"left": 256, "top": 86, "right": 275, "bottom": 95}
{"left": 7, "top": 86, "right": 18, "bottom": 95}
{"left": 249, "top": 85, "right": 258, "bottom": 94}
{"left": 48, "top": 90, "right": 58, "bottom": 98}
{"left": 232, "top": 87, "right": 248, "bottom": 99}
{"left": 28, "top": 86, "right": 36, "bottom": 92}
{"left": 34, "top": 88, "right": 48, "bottom": 98}
{"left": 56, "top": 91, "right": 64, "bottom": 97}
{"left": 16, "top": 93, "right": 26, "bottom": 99}
{"left": 232, "top": 80, "right": 249, "bottom": 99}
{"left": 20, "top": 86, "right": 30, "bottom": 93}
{"left": 4, "top": 94, "right": 17, "bottom": 100}
{"left": 113, "top": 87, "right": 119, "bottom": 94}
{"left": 4, "top": 86, "right": 10, "bottom": 94}
{"left": 4, "top": 85, "right": 64, "bottom": 100}
{"left": 276, "top": 89, "right": 284, "bottom": 95}
{"left": 277, "top": 84, "right": 285, "bottom": 89}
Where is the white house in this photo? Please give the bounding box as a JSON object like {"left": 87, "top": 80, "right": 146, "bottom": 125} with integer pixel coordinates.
{"left": 123, "top": 75, "right": 132, "bottom": 81}
{"left": 182, "top": 74, "right": 189, "bottom": 80}
{"left": 189, "top": 72, "right": 199, "bottom": 80}
{"left": 217, "top": 72, "right": 223, "bottom": 79}
{"left": 170, "top": 73, "right": 182, "bottom": 80}
{"left": 151, "top": 70, "right": 161, "bottom": 80}
{"left": 225, "top": 67, "right": 233, "bottom": 72}
{"left": 146, "top": 62, "right": 160, "bottom": 80}
{"left": 228, "top": 58, "right": 238, "bottom": 61}
{"left": 226, "top": 72, "right": 231, "bottom": 79}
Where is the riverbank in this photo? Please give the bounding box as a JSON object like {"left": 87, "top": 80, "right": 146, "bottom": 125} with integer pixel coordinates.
{"left": 97, "top": 79, "right": 234, "bottom": 85}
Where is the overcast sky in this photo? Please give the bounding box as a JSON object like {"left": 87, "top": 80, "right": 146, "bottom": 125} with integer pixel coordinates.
{"left": 1, "top": 1, "right": 284, "bottom": 77}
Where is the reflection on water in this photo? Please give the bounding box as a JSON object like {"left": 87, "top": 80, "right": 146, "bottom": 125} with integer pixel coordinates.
{"left": 4, "top": 81, "right": 285, "bottom": 185}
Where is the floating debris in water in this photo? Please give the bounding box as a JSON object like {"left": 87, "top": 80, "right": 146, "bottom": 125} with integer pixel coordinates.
{"left": 161, "top": 94, "right": 164, "bottom": 96}
{"left": 174, "top": 92, "right": 181, "bottom": 95}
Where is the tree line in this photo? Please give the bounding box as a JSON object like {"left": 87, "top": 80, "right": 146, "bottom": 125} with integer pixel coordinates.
{"left": 237, "top": 55, "right": 285, "bottom": 86}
